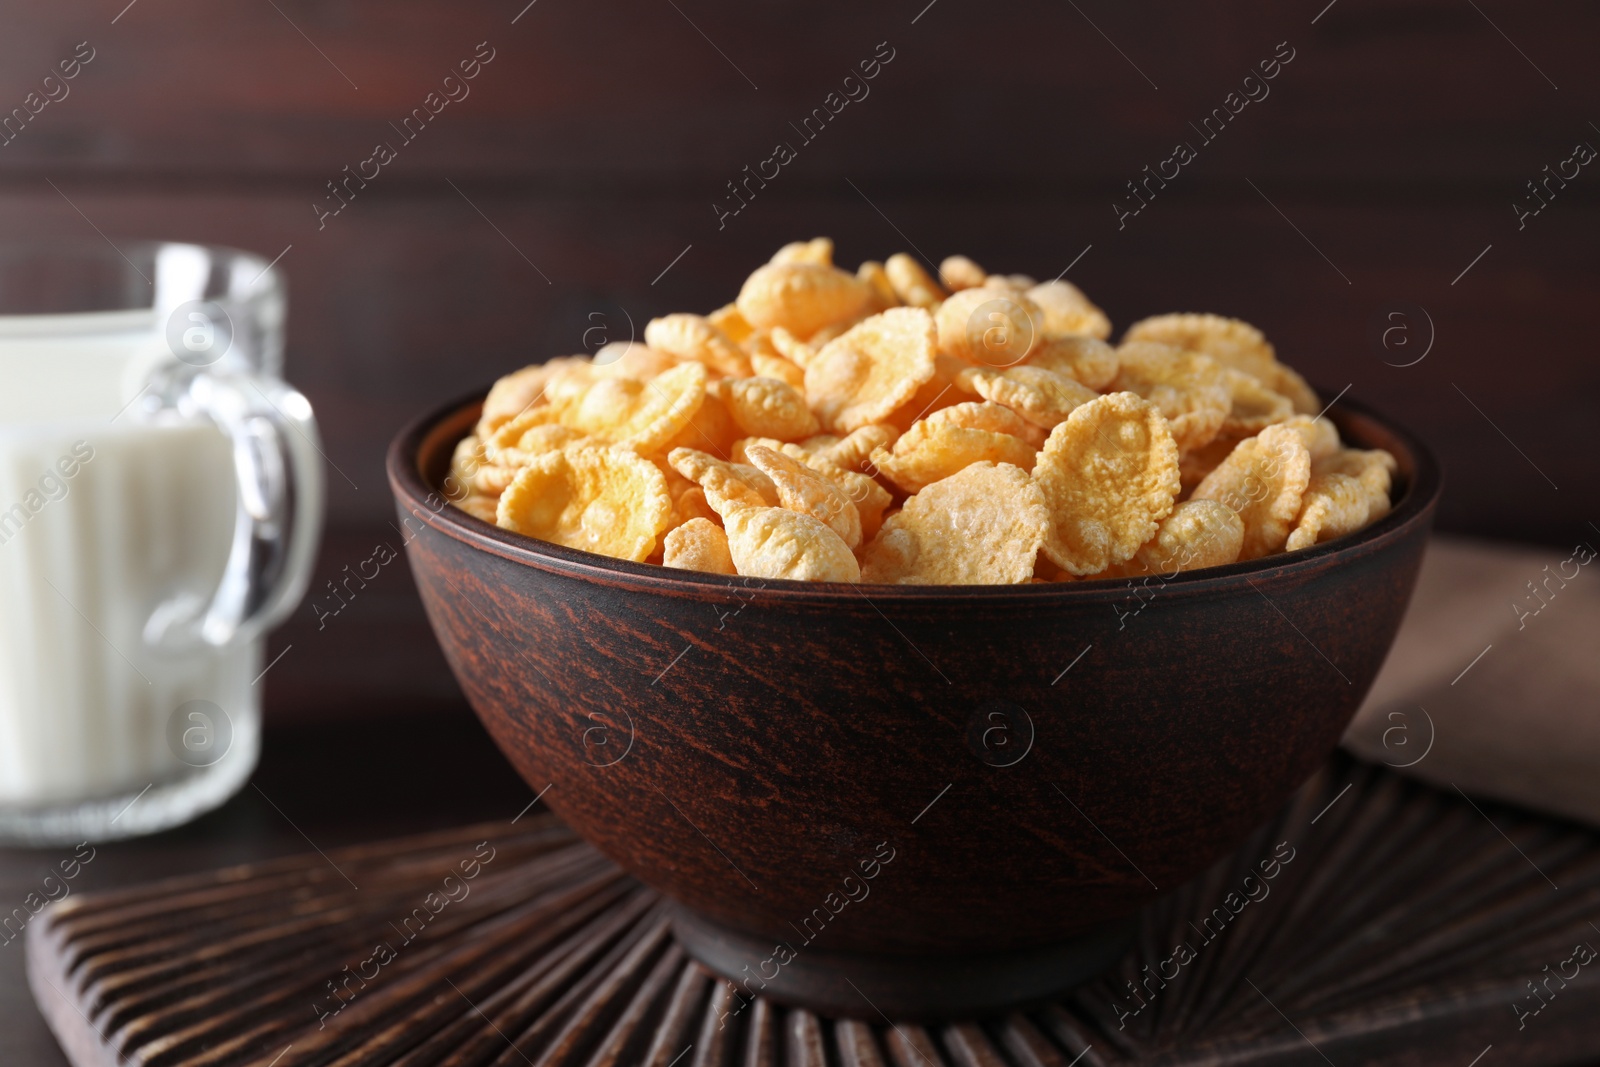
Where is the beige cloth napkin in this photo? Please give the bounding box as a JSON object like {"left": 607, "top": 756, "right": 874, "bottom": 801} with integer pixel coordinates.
{"left": 1344, "top": 534, "right": 1600, "bottom": 825}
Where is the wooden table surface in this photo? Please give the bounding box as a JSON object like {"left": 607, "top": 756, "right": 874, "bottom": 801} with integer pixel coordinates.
{"left": 0, "top": 706, "right": 538, "bottom": 1066}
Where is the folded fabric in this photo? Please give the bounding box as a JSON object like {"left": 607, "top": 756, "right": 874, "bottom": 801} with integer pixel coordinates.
{"left": 1345, "top": 534, "right": 1600, "bottom": 826}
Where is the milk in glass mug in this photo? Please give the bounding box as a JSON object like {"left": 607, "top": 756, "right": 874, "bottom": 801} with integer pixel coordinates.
{"left": 0, "top": 242, "right": 322, "bottom": 843}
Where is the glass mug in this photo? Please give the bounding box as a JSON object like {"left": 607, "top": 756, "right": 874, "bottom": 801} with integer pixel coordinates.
{"left": 0, "top": 242, "right": 322, "bottom": 844}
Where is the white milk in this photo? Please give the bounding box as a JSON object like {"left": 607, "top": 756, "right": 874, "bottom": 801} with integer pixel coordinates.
{"left": 0, "top": 312, "right": 253, "bottom": 807}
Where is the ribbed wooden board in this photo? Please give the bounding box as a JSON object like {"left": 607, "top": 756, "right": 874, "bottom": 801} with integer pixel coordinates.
{"left": 26, "top": 759, "right": 1600, "bottom": 1066}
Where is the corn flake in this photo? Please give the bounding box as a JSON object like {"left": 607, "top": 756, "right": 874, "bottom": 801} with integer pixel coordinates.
{"left": 861, "top": 461, "right": 1048, "bottom": 585}
{"left": 1110, "top": 499, "right": 1245, "bottom": 577}
{"left": 884, "top": 253, "right": 945, "bottom": 309}
{"left": 663, "top": 517, "right": 738, "bottom": 574}
{"left": 476, "top": 356, "right": 589, "bottom": 436}
{"left": 1034, "top": 392, "right": 1181, "bottom": 575}
{"left": 1191, "top": 422, "right": 1312, "bottom": 560}
{"left": 956, "top": 365, "right": 1098, "bottom": 430}
{"left": 667, "top": 447, "right": 779, "bottom": 514}
{"left": 1315, "top": 448, "right": 1397, "bottom": 520}
{"left": 715, "top": 376, "right": 820, "bottom": 440}
{"left": 1026, "top": 280, "right": 1112, "bottom": 341}
{"left": 722, "top": 504, "right": 860, "bottom": 583}
{"left": 736, "top": 262, "right": 873, "bottom": 339}
{"left": 1124, "top": 313, "right": 1278, "bottom": 382}
{"left": 1023, "top": 335, "right": 1119, "bottom": 391}
{"left": 770, "top": 237, "right": 834, "bottom": 266}
{"left": 644, "top": 314, "right": 751, "bottom": 377}
{"left": 1111, "top": 342, "right": 1231, "bottom": 453}
{"left": 497, "top": 446, "right": 673, "bottom": 562}
{"left": 871, "top": 401, "right": 1039, "bottom": 493}
{"left": 744, "top": 444, "right": 862, "bottom": 549}
{"left": 1285, "top": 473, "right": 1371, "bottom": 552}
{"left": 707, "top": 303, "right": 755, "bottom": 345}
{"left": 563, "top": 361, "right": 710, "bottom": 454}
{"left": 939, "top": 255, "right": 987, "bottom": 291}
{"left": 805, "top": 307, "right": 938, "bottom": 432}
{"left": 1220, "top": 368, "right": 1294, "bottom": 436}
{"left": 857, "top": 260, "right": 900, "bottom": 312}
{"left": 936, "top": 287, "right": 1045, "bottom": 367}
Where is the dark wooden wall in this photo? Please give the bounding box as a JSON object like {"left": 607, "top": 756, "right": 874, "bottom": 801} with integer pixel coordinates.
{"left": 4, "top": 0, "right": 1595, "bottom": 720}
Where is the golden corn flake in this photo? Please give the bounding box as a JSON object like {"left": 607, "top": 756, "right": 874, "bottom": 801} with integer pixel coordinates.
{"left": 667, "top": 447, "right": 778, "bottom": 514}
{"left": 1113, "top": 499, "right": 1245, "bottom": 577}
{"left": 663, "top": 517, "right": 738, "bottom": 575}
{"left": 749, "top": 350, "right": 806, "bottom": 390}
{"left": 815, "top": 423, "right": 899, "bottom": 471}
{"left": 982, "top": 273, "right": 1037, "bottom": 292}
{"left": 1280, "top": 414, "right": 1341, "bottom": 462}
{"left": 476, "top": 355, "right": 589, "bottom": 436}
{"left": 733, "top": 438, "right": 893, "bottom": 541}
{"left": 1285, "top": 472, "right": 1371, "bottom": 553}
{"left": 461, "top": 240, "right": 1387, "bottom": 580}
{"left": 497, "top": 446, "right": 673, "bottom": 562}
{"left": 715, "top": 376, "right": 820, "bottom": 440}
{"left": 862, "top": 462, "right": 1048, "bottom": 585}
{"left": 588, "top": 342, "right": 676, "bottom": 381}
{"left": 1124, "top": 312, "right": 1278, "bottom": 383}
{"left": 1124, "top": 312, "right": 1321, "bottom": 415}
{"left": 856, "top": 260, "right": 900, "bottom": 313}
{"left": 1110, "top": 342, "right": 1230, "bottom": 453}
{"left": 1272, "top": 365, "right": 1321, "bottom": 415}
{"left": 736, "top": 262, "right": 873, "bottom": 339}
{"left": 956, "top": 365, "right": 1098, "bottom": 430}
{"left": 541, "top": 362, "right": 605, "bottom": 411}
{"left": 722, "top": 504, "right": 860, "bottom": 583}
{"left": 1220, "top": 367, "right": 1294, "bottom": 437}
{"left": 806, "top": 456, "right": 893, "bottom": 541}
{"left": 562, "top": 360, "right": 709, "bottom": 454}
{"left": 884, "top": 253, "right": 945, "bottom": 309}
{"left": 1034, "top": 392, "right": 1180, "bottom": 575}
{"left": 1179, "top": 433, "right": 1242, "bottom": 496}
{"left": 883, "top": 353, "right": 967, "bottom": 432}
{"left": 939, "top": 255, "right": 987, "bottom": 291}
{"left": 1023, "top": 335, "right": 1119, "bottom": 391}
{"left": 643, "top": 313, "right": 750, "bottom": 377}
{"left": 484, "top": 405, "right": 569, "bottom": 466}
{"left": 870, "top": 401, "right": 1039, "bottom": 494}
{"left": 770, "top": 237, "right": 834, "bottom": 266}
{"left": 1191, "top": 422, "right": 1312, "bottom": 560}
{"left": 656, "top": 390, "right": 739, "bottom": 459}
{"left": 503, "top": 424, "right": 593, "bottom": 469}
{"left": 933, "top": 399, "right": 1044, "bottom": 440}
{"left": 745, "top": 444, "right": 862, "bottom": 549}
{"left": 935, "top": 287, "right": 1045, "bottom": 367}
{"left": 765, "top": 326, "right": 816, "bottom": 369}
{"left": 456, "top": 493, "right": 501, "bottom": 524}
{"left": 707, "top": 303, "right": 755, "bottom": 345}
{"left": 805, "top": 307, "right": 938, "bottom": 432}
{"left": 1315, "top": 447, "right": 1397, "bottom": 520}
{"left": 1026, "top": 280, "right": 1112, "bottom": 341}
{"left": 673, "top": 485, "right": 722, "bottom": 527}
{"left": 448, "top": 434, "right": 491, "bottom": 494}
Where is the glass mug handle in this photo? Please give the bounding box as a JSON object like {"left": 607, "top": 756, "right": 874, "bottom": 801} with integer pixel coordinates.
{"left": 143, "top": 368, "right": 325, "bottom": 650}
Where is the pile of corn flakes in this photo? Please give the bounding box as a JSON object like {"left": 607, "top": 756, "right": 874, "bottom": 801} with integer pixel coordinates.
{"left": 449, "top": 239, "right": 1396, "bottom": 584}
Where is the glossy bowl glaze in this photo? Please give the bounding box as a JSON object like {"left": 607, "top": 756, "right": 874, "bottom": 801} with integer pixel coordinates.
{"left": 388, "top": 392, "right": 1439, "bottom": 1016}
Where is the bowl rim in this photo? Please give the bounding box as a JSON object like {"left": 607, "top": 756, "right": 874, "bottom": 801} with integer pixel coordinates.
{"left": 387, "top": 386, "right": 1442, "bottom": 605}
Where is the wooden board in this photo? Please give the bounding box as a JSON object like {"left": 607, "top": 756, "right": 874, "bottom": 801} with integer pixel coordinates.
{"left": 26, "top": 757, "right": 1600, "bottom": 1066}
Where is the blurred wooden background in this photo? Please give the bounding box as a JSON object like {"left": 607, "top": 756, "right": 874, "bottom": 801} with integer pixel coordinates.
{"left": 2, "top": 0, "right": 1594, "bottom": 722}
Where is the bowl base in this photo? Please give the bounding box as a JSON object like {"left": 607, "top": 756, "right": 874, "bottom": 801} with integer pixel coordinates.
{"left": 671, "top": 906, "right": 1134, "bottom": 1019}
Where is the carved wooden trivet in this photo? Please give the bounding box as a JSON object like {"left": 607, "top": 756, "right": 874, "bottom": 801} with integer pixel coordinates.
{"left": 27, "top": 758, "right": 1600, "bottom": 1066}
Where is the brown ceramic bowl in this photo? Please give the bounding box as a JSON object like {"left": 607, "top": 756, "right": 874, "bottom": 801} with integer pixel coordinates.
{"left": 388, "top": 392, "right": 1439, "bottom": 1018}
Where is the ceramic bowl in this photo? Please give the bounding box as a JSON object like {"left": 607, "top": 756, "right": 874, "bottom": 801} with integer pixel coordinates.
{"left": 388, "top": 393, "right": 1440, "bottom": 1016}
